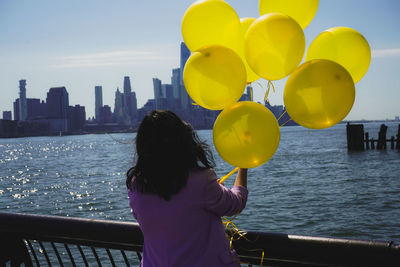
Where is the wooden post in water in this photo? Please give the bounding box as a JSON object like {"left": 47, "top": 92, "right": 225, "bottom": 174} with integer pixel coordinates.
{"left": 391, "top": 136, "right": 395, "bottom": 149}
{"left": 365, "top": 132, "right": 370, "bottom": 149}
{"left": 377, "top": 124, "right": 388, "bottom": 149}
{"left": 396, "top": 124, "right": 400, "bottom": 150}
{"left": 346, "top": 123, "right": 365, "bottom": 150}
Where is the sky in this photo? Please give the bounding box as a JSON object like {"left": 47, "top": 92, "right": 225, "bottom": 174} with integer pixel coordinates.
{"left": 0, "top": 0, "right": 399, "bottom": 120}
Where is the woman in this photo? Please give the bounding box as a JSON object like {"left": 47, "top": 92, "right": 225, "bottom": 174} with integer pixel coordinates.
{"left": 127, "top": 110, "right": 248, "bottom": 266}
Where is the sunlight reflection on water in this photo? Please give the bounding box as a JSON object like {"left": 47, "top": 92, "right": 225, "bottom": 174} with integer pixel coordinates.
{"left": 0, "top": 122, "right": 399, "bottom": 243}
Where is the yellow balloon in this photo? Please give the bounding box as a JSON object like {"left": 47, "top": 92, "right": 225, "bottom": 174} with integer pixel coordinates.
{"left": 183, "top": 45, "right": 246, "bottom": 110}
{"left": 284, "top": 59, "right": 355, "bottom": 129}
{"left": 245, "top": 13, "right": 305, "bottom": 81}
{"left": 181, "top": 0, "right": 241, "bottom": 52}
{"left": 259, "top": 0, "right": 319, "bottom": 29}
{"left": 306, "top": 27, "right": 371, "bottom": 83}
{"left": 213, "top": 101, "right": 280, "bottom": 168}
{"left": 239, "top": 18, "right": 260, "bottom": 83}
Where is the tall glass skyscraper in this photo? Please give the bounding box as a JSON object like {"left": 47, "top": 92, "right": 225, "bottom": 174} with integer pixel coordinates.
{"left": 123, "top": 76, "right": 132, "bottom": 117}
{"left": 113, "top": 88, "right": 124, "bottom": 123}
{"left": 171, "top": 68, "right": 180, "bottom": 99}
{"left": 18, "top": 80, "right": 27, "bottom": 121}
{"left": 153, "top": 78, "right": 162, "bottom": 109}
{"left": 95, "top": 86, "right": 103, "bottom": 121}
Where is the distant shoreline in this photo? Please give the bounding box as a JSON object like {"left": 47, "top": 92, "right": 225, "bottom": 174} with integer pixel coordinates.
{"left": 1, "top": 119, "right": 399, "bottom": 139}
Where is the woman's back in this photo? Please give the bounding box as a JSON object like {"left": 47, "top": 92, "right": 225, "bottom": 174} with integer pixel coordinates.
{"left": 128, "top": 168, "right": 248, "bottom": 267}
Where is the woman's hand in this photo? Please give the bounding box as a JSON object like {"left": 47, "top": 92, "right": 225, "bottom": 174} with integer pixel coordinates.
{"left": 234, "top": 168, "right": 248, "bottom": 188}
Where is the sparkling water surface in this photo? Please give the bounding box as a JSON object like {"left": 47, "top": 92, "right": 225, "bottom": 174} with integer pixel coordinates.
{"left": 1, "top": 122, "right": 399, "bottom": 244}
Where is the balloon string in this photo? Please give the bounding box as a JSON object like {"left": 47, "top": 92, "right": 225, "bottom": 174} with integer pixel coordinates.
{"left": 277, "top": 110, "right": 287, "bottom": 122}
{"left": 280, "top": 118, "right": 293, "bottom": 127}
{"left": 250, "top": 85, "right": 254, "bottom": 102}
{"left": 219, "top": 167, "right": 239, "bottom": 184}
{"left": 263, "top": 80, "right": 275, "bottom": 104}
{"left": 263, "top": 87, "right": 270, "bottom": 104}
{"left": 106, "top": 132, "right": 134, "bottom": 144}
{"left": 219, "top": 168, "right": 265, "bottom": 266}
{"left": 268, "top": 80, "right": 276, "bottom": 93}
{"left": 222, "top": 215, "right": 265, "bottom": 266}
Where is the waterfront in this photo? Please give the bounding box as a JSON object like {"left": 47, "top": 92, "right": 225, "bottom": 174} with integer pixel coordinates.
{"left": 1, "top": 122, "right": 399, "bottom": 243}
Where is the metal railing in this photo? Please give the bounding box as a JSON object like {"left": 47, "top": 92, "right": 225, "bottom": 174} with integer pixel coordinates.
{"left": 1, "top": 212, "right": 399, "bottom": 266}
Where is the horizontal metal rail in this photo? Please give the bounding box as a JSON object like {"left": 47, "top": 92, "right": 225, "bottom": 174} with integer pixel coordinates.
{"left": 0, "top": 212, "right": 399, "bottom": 266}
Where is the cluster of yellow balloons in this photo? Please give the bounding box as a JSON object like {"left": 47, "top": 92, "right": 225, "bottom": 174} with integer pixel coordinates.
{"left": 181, "top": 0, "right": 371, "bottom": 167}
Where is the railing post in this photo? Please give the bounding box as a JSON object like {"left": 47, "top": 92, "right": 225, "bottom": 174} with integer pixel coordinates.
{"left": 0, "top": 234, "right": 33, "bottom": 267}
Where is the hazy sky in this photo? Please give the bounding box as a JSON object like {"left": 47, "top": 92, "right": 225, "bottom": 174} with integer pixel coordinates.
{"left": 1, "top": 0, "right": 399, "bottom": 120}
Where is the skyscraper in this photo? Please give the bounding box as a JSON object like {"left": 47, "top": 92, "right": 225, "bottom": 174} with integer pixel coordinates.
{"left": 123, "top": 76, "right": 132, "bottom": 117}
{"left": 46, "top": 87, "right": 69, "bottom": 132}
{"left": 130, "top": 91, "right": 137, "bottom": 119}
{"left": 95, "top": 86, "right": 103, "bottom": 121}
{"left": 13, "top": 99, "right": 20, "bottom": 121}
{"left": 171, "top": 68, "right": 180, "bottom": 100}
{"left": 179, "top": 42, "right": 191, "bottom": 110}
{"left": 153, "top": 78, "right": 163, "bottom": 109}
{"left": 46, "top": 87, "right": 69, "bottom": 119}
{"left": 18, "top": 80, "right": 27, "bottom": 121}
{"left": 180, "top": 42, "right": 191, "bottom": 86}
{"left": 27, "top": 99, "right": 47, "bottom": 119}
{"left": 68, "top": 105, "right": 86, "bottom": 131}
{"left": 113, "top": 88, "right": 124, "bottom": 123}
{"left": 162, "top": 84, "right": 174, "bottom": 109}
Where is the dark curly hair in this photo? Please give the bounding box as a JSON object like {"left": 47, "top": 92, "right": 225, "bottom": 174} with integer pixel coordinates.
{"left": 126, "top": 110, "right": 215, "bottom": 201}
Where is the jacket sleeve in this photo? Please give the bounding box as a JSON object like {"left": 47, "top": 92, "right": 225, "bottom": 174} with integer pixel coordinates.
{"left": 203, "top": 169, "right": 248, "bottom": 217}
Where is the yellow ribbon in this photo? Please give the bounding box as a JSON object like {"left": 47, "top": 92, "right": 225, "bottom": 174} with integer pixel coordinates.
{"left": 263, "top": 80, "right": 275, "bottom": 104}
{"left": 218, "top": 168, "right": 265, "bottom": 266}
{"left": 218, "top": 167, "right": 239, "bottom": 184}
{"left": 277, "top": 110, "right": 287, "bottom": 123}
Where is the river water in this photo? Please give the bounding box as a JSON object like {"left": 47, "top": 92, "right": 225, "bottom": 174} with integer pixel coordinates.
{"left": 1, "top": 122, "right": 400, "bottom": 246}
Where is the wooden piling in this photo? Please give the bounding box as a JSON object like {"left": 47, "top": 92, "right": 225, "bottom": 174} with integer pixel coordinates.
{"left": 346, "top": 123, "right": 365, "bottom": 150}
{"left": 349, "top": 123, "right": 399, "bottom": 151}
{"left": 377, "top": 124, "right": 388, "bottom": 150}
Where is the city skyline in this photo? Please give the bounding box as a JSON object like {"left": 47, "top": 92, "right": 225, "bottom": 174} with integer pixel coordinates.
{"left": 1, "top": 0, "right": 399, "bottom": 120}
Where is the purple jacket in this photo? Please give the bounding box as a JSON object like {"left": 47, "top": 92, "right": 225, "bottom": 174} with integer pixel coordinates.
{"left": 128, "top": 168, "right": 248, "bottom": 267}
